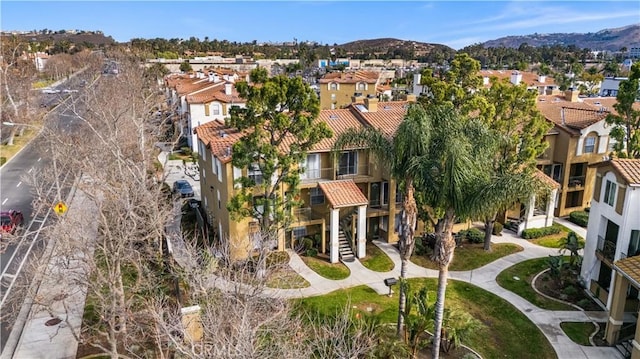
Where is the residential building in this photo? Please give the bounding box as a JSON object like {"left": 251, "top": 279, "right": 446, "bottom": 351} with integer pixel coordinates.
{"left": 535, "top": 91, "right": 612, "bottom": 217}
{"left": 479, "top": 70, "right": 560, "bottom": 95}
{"left": 579, "top": 159, "right": 640, "bottom": 356}
{"left": 318, "top": 70, "right": 380, "bottom": 110}
{"left": 165, "top": 70, "right": 245, "bottom": 152}
{"left": 194, "top": 100, "right": 412, "bottom": 262}
{"left": 629, "top": 47, "right": 640, "bottom": 59}
{"left": 600, "top": 77, "right": 628, "bottom": 97}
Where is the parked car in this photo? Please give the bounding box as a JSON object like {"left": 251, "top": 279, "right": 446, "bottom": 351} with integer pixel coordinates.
{"left": 0, "top": 210, "right": 24, "bottom": 239}
{"left": 172, "top": 180, "right": 194, "bottom": 198}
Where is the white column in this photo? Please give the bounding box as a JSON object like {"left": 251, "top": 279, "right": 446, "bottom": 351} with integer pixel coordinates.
{"left": 330, "top": 208, "right": 339, "bottom": 263}
{"left": 357, "top": 205, "right": 367, "bottom": 258}
{"left": 546, "top": 188, "right": 558, "bottom": 227}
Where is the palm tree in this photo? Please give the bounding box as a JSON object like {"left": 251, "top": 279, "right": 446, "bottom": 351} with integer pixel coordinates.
{"left": 333, "top": 104, "right": 432, "bottom": 337}
{"left": 411, "top": 104, "right": 492, "bottom": 358}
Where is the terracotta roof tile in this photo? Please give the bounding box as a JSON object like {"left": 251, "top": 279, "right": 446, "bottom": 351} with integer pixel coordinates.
{"left": 536, "top": 96, "right": 609, "bottom": 133}
{"left": 480, "top": 70, "right": 557, "bottom": 87}
{"left": 534, "top": 169, "right": 560, "bottom": 189}
{"left": 186, "top": 82, "right": 244, "bottom": 104}
{"left": 351, "top": 101, "right": 408, "bottom": 137}
{"left": 194, "top": 120, "right": 244, "bottom": 163}
{"left": 318, "top": 180, "right": 369, "bottom": 208}
{"left": 319, "top": 70, "right": 379, "bottom": 84}
{"left": 615, "top": 256, "right": 640, "bottom": 285}
{"left": 311, "top": 109, "right": 365, "bottom": 152}
{"left": 611, "top": 159, "right": 640, "bottom": 186}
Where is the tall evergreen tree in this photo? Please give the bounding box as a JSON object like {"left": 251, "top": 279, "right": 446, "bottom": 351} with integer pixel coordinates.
{"left": 606, "top": 62, "right": 640, "bottom": 158}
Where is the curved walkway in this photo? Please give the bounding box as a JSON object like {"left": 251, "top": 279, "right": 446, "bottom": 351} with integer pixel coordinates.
{"left": 261, "top": 228, "right": 621, "bottom": 359}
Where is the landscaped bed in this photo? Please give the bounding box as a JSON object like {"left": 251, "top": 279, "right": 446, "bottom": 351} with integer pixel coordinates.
{"left": 560, "top": 321, "right": 608, "bottom": 346}
{"left": 530, "top": 223, "right": 585, "bottom": 248}
{"left": 299, "top": 254, "right": 350, "bottom": 280}
{"left": 299, "top": 278, "right": 557, "bottom": 359}
{"left": 411, "top": 242, "right": 523, "bottom": 271}
{"left": 360, "top": 241, "right": 395, "bottom": 272}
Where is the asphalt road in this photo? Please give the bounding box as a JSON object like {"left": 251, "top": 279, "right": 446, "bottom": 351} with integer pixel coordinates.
{"left": 0, "top": 80, "right": 84, "bottom": 353}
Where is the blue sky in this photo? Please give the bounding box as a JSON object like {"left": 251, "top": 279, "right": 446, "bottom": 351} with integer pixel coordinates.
{"left": 2, "top": 1, "right": 639, "bottom": 49}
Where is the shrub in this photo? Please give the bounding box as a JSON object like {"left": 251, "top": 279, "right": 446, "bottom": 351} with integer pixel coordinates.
{"left": 301, "top": 237, "right": 314, "bottom": 250}
{"left": 562, "top": 285, "right": 578, "bottom": 297}
{"left": 568, "top": 211, "right": 589, "bottom": 227}
{"left": 459, "top": 228, "right": 484, "bottom": 244}
{"left": 305, "top": 248, "right": 318, "bottom": 257}
{"left": 0, "top": 157, "right": 6, "bottom": 166}
{"left": 266, "top": 251, "right": 289, "bottom": 267}
{"left": 180, "top": 146, "right": 193, "bottom": 156}
{"left": 492, "top": 222, "right": 504, "bottom": 236}
{"left": 521, "top": 225, "right": 562, "bottom": 239}
{"left": 576, "top": 298, "right": 592, "bottom": 309}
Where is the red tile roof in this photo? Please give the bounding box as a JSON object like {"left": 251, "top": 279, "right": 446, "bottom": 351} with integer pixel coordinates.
{"left": 318, "top": 180, "right": 369, "bottom": 208}
{"left": 534, "top": 169, "right": 560, "bottom": 189}
{"left": 186, "top": 82, "right": 244, "bottom": 104}
{"left": 319, "top": 70, "right": 379, "bottom": 84}
{"left": 480, "top": 70, "right": 557, "bottom": 87}
{"left": 611, "top": 159, "right": 640, "bottom": 186}
{"left": 536, "top": 96, "right": 609, "bottom": 134}
{"left": 351, "top": 101, "right": 408, "bottom": 137}
{"left": 310, "top": 109, "right": 366, "bottom": 152}
{"left": 194, "top": 120, "right": 245, "bottom": 164}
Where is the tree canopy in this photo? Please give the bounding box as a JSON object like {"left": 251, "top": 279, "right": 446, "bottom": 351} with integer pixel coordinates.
{"left": 606, "top": 62, "right": 640, "bottom": 158}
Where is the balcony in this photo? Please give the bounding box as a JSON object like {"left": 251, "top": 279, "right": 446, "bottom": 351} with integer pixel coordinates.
{"left": 568, "top": 175, "right": 585, "bottom": 188}
{"left": 300, "top": 167, "right": 334, "bottom": 185}
{"left": 336, "top": 164, "right": 372, "bottom": 182}
{"left": 596, "top": 235, "right": 617, "bottom": 263}
{"left": 291, "top": 207, "right": 324, "bottom": 226}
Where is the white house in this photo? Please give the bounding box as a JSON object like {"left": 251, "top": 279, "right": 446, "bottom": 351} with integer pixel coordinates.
{"left": 580, "top": 159, "right": 640, "bottom": 307}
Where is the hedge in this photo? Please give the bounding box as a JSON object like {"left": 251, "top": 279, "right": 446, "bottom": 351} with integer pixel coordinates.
{"left": 568, "top": 211, "right": 589, "bottom": 228}
{"left": 521, "top": 225, "right": 562, "bottom": 239}
{"left": 458, "top": 228, "right": 484, "bottom": 244}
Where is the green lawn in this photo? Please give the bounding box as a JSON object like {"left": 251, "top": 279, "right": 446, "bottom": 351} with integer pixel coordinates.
{"left": 560, "top": 322, "right": 596, "bottom": 346}
{"left": 411, "top": 242, "right": 523, "bottom": 271}
{"left": 298, "top": 278, "right": 557, "bottom": 359}
{"left": 496, "top": 257, "right": 576, "bottom": 311}
{"left": 266, "top": 268, "right": 310, "bottom": 289}
{"left": 300, "top": 255, "right": 350, "bottom": 280}
{"left": 360, "top": 242, "right": 395, "bottom": 272}
{"left": 531, "top": 224, "right": 585, "bottom": 249}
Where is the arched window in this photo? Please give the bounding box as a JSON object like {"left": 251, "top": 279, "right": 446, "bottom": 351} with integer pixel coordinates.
{"left": 357, "top": 82, "right": 366, "bottom": 91}
{"left": 329, "top": 82, "right": 338, "bottom": 91}
{"left": 584, "top": 132, "right": 598, "bottom": 153}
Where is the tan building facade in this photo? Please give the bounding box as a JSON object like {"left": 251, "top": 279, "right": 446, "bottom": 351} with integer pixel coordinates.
{"left": 318, "top": 70, "right": 379, "bottom": 110}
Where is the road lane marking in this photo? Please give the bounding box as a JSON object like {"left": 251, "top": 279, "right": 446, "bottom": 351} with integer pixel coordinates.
{"left": 2, "top": 198, "right": 7, "bottom": 205}
{"left": 37, "top": 157, "right": 41, "bottom": 162}
{"left": 16, "top": 181, "right": 22, "bottom": 188}
{"left": 28, "top": 167, "right": 33, "bottom": 173}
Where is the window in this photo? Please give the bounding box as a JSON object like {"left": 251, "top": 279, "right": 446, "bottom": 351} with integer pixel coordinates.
{"left": 370, "top": 182, "right": 381, "bottom": 207}
{"left": 301, "top": 154, "right": 320, "bottom": 179}
{"left": 330, "top": 103, "right": 336, "bottom": 110}
{"left": 584, "top": 135, "right": 597, "bottom": 153}
{"left": 329, "top": 82, "right": 338, "bottom": 91}
{"left": 564, "top": 191, "right": 583, "bottom": 209}
{"left": 212, "top": 104, "right": 220, "bottom": 116}
{"left": 310, "top": 187, "right": 324, "bottom": 205}
{"left": 357, "top": 82, "right": 366, "bottom": 91}
{"left": 330, "top": 93, "right": 336, "bottom": 101}
{"left": 627, "top": 230, "right": 640, "bottom": 258}
{"left": 293, "top": 227, "right": 307, "bottom": 240}
{"left": 249, "top": 163, "right": 263, "bottom": 185}
{"left": 382, "top": 181, "right": 389, "bottom": 206}
{"left": 604, "top": 180, "right": 616, "bottom": 206}
{"left": 216, "top": 159, "right": 222, "bottom": 182}
{"left": 217, "top": 190, "right": 221, "bottom": 209}
{"left": 212, "top": 157, "right": 217, "bottom": 174}
{"left": 233, "top": 167, "right": 242, "bottom": 189}
{"left": 394, "top": 213, "right": 401, "bottom": 233}
{"left": 395, "top": 184, "right": 404, "bottom": 203}
{"left": 338, "top": 151, "right": 358, "bottom": 175}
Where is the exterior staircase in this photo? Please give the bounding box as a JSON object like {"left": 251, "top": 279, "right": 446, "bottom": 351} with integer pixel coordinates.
{"left": 615, "top": 339, "right": 632, "bottom": 359}
{"left": 338, "top": 229, "right": 355, "bottom": 262}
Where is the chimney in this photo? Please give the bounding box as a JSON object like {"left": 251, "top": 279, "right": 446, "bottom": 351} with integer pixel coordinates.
{"left": 352, "top": 92, "right": 365, "bottom": 104}
{"left": 564, "top": 88, "right": 579, "bottom": 102}
{"left": 213, "top": 73, "right": 219, "bottom": 82}
{"left": 510, "top": 71, "right": 522, "bottom": 85}
{"left": 538, "top": 75, "right": 546, "bottom": 83}
{"left": 364, "top": 97, "right": 378, "bottom": 112}
{"left": 208, "top": 73, "right": 214, "bottom": 82}
{"left": 225, "top": 83, "right": 233, "bottom": 95}
{"left": 483, "top": 76, "right": 490, "bottom": 85}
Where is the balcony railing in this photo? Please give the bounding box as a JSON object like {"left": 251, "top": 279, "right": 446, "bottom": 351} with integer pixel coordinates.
{"left": 300, "top": 167, "right": 334, "bottom": 182}
{"left": 568, "top": 175, "right": 585, "bottom": 187}
{"left": 597, "top": 235, "right": 617, "bottom": 262}
{"left": 337, "top": 164, "right": 371, "bottom": 179}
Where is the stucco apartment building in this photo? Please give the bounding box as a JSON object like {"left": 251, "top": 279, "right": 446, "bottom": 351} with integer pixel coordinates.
{"left": 165, "top": 70, "right": 246, "bottom": 152}
{"left": 318, "top": 70, "right": 380, "bottom": 110}
{"left": 579, "top": 159, "right": 640, "bottom": 357}
{"left": 195, "top": 99, "right": 410, "bottom": 262}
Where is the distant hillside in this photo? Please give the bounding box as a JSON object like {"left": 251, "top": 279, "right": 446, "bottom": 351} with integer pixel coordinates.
{"left": 339, "top": 38, "right": 454, "bottom": 58}
{"left": 4, "top": 30, "right": 116, "bottom": 46}
{"left": 481, "top": 24, "right": 640, "bottom": 51}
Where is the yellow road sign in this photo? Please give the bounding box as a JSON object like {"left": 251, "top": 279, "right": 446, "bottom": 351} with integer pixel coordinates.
{"left": 53, "top": 201, "right": 68, "bottom": 215}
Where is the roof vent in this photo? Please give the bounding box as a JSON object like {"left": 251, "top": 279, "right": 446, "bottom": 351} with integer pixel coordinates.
{"left": 594, "top": 101, "right": 601, "bottom": 106}
{"left": 219, "top": 130, "right": 228, "bottom": 138}
{"left": 539, "top": 98, "right": 546, "bottom": 102}
{"left": 329, "top": 114, "right": 339, "bottom": 120}
{"left": 383, "top": 105, "right": 392, "bottom": 110}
